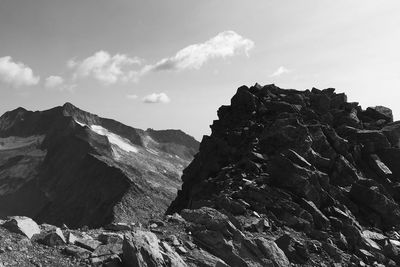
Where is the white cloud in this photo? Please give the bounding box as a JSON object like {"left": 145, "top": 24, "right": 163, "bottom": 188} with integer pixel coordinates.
{"left": 67, "top": 59, "right": 76, "bottom": 69}
{"left": 67, "top": 31, "right": 254, "bottom": 84}
{"left": 44, "top": 75, "right": 76, "bottom": 92}
{"left": 0, "top": 56, "right": 40, "bottom": 87}
{"left": 45, "top": 75, "right": 64, "bottom": 89}
{"left": 142, "top": 93, "right": 170, "bottom": 104}
{"left": 270, "top": 66, "right": 291, "bottom": 77}
{"left": 142, "top": 31, "right": 254, "bottom": 73}
{"left": 68, "top": 51, "right": 141, "bottom": 85}
{"left": 126, "top": 94, "right": 138, "bottom": 99}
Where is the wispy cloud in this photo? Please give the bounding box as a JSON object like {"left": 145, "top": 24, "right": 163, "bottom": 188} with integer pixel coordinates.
{"left": 126, "top": 94, "right": 138, "bottom": 100}
{"left": 142, "top": 31, "right": 254, "bottom": 74}
{"left": 68, "top": 51, "right": 141, "bottom": 85}
{"left": 0, "top": 56, "right": 40, "bottom": 87}
{"left": 142, "top": 93, "right": 170, "bottom": 104}
{"left": 44, "top": 75, "right": 76, "bottom": 92}
{"left": 270, "top": 66, "right": 291, "bottom": 77}
{"left": 45, "top": 75, "right": 64, "bottom": 89}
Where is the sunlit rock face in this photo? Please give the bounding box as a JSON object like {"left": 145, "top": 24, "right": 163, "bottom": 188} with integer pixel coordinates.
{"left": 0, "top": 103, "right": 199, "bottom": 228}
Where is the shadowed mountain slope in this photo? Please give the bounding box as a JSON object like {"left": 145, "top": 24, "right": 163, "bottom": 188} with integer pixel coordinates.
{"left": 0, "top": 103, "right": 198, "bottom": 228}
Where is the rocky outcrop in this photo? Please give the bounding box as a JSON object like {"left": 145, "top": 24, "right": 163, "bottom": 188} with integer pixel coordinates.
{"left": 0, "top": 103, "right": 199, "bottom": 228}
{"left": 167, "top": 84, "right": 400, "bottom": 266}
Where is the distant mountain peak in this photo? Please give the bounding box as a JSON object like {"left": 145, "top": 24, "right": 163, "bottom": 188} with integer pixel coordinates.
{"left": 62, "top": 101, "right": 76, "bottom": 108}
{"left": 0, "top": 104, "right": 199, "bottom": 227}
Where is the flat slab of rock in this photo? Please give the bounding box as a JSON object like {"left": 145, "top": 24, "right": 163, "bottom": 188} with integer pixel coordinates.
{"left": 105, "top": 222, "right": 131, "bottom": 231}
{"left": 2, "top": 216, "right": 41, "bottom": 239}
{"left": 75, "top": 238, "right": 102, "bottom": 252}
{"left": 98, "top": 232, "right": 124, "bottom": 244}
{"left": 64, "top": 245, "right": 91, "bottom": 259}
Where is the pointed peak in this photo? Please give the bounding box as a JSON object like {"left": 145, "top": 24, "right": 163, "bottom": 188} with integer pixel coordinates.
{"left": 61, "top": 102, "right": 100, "bottom": 125}
{"left": 62, "top": 102, "right": 85, "bottom": 115}
{"left": 12, "top": 107, "right": 28, "bottom": 113}
{"left": 62, "top": 102, "right": 78, "bottom": 110}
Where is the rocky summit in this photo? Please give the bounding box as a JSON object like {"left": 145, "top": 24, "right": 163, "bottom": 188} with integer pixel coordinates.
{"left": 0, "top": 103, "right": 198, "bottom": 228}
{"left": 166, "top": 84, "right": 400, "bottom": 266}
{"left": 1, "top": 84, "right": 400, "bottom": 266}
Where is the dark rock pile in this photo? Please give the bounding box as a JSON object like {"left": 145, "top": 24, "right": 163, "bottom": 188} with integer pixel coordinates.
{"left": 167, "top": 84, "right": 400, "bottom": 266}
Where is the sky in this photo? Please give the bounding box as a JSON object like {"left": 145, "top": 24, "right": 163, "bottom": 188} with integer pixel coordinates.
{"left": 0, "top": 0, "right": 400, "bottom": 140}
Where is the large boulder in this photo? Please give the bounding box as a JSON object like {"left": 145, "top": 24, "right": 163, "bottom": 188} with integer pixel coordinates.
{"left": 122, "top": 230, "right": 186, "bottom": 267}
{"left": 362, "top": 106, "right": 393, "bottom": 123}
{"left": 2, "top": 216, "right": 41, "bottom": 239}
{"left": 39, "top": 228, "right": 66, "bottom": 246}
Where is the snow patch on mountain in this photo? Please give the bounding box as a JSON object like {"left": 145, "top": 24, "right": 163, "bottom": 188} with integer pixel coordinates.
{"left": 91, "top": 125, "right": 138, "bottom": 153}
{"left": 75, "top": 120, "right": 138, "bottom": 153}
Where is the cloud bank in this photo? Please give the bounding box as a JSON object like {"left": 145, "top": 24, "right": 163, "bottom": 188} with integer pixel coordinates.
{"left": 142, "top": 31, "right": 254, "bottom": 73}
{"left": 126, "top": 94, "right": 138, "bottom": 99}
{"left": 142, "top": 93, "right": 170, "bottom": 104}
{"left": 0, "top": 56, "right": 40, "bottom": 87}
{"left": 68, "top": 51, "right": 141, "bottom": 85}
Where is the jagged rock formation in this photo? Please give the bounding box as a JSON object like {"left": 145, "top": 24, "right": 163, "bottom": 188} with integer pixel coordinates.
{"left": 0, "top": 103, "right": 198, "bottom": 228}
{"left": 166, "top": 84, "right": 400, "bottom": 266}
